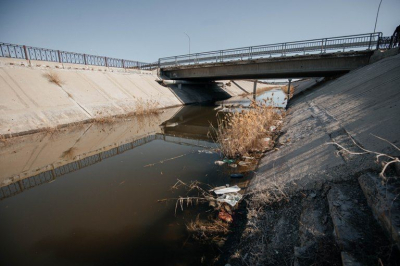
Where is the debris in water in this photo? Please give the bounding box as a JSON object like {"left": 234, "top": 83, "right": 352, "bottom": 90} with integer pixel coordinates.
{"left": 223, "top": 158, "right": 235, "bottom": 164}
{"left": 214, "top": 160, "right": 225, "bottom": 166}
{"left": 238, "top": 161, "right": 249, "bottom": 166}
{"left": 217, "top": 193, "right": 243, "bottom": 207}
{"left": 218, "top": 210, "right": 233, "bottom": 223}
{"left": 230, "top": 173, "right": 244, "bottom": 178}
{"left": 198, "top": 149, "right": 213, "bottom": 154}
{"left": 212, "top": 185, "right": 241, "bottom": 195}
{"left": 229, "top": 163, "right": 238, "bottom": 168}
{"left": 144, "top": 153, "right": 191, "bottom": 167}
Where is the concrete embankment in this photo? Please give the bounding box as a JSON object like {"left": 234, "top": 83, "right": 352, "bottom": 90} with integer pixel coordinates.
{"left": 228, "top": 50, "right": 400, "bottom": 265}
{"left": 0, "top": 58, "right": 262, "bottom": 136}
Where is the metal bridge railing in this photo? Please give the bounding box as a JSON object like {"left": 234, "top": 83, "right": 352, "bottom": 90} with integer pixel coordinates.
{"left": 0, "top": 42, "right": 158, "bottom": 70}
{"left": 159, "top": 32, "right": 384, "bottom": 68}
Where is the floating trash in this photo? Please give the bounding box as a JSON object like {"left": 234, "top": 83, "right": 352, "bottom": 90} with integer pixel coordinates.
{"left": 230, "top": 173, "right": 244, "bottom": 179}
{"left": 223, "top": 158, "right": 235, "bottom": 164}
{"left": 217, "top": 193, "right": 243, "bottom": 207}
{"left": 238, "top": 161, "right": 249, "bottom": 166}
{"left": 212, "top": 185, "right": 241, "bottom": 195}
{"left": 198, "top": 149, "right": 213, "bottom": 154}
{"left": 214, "top": 160, "right": 225, "bottom": 166}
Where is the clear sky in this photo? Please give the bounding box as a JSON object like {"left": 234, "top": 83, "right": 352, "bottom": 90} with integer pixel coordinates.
{"left": 1, "top": 0, "right": 399, "bottom": 63}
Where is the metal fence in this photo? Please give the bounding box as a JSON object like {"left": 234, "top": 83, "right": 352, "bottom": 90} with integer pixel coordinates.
{"left": 0, "top": 42, "right": 158, "bottom": 70}
{"left": 159, "top": 32, "right": 385, "bottom": 68}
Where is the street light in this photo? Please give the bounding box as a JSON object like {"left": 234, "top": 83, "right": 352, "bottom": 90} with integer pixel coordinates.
{"left": 374, "top": 0, "right": 383, "bottom": 33}
{"left": 184, "top": 32, "right": 191, "bottom": 64}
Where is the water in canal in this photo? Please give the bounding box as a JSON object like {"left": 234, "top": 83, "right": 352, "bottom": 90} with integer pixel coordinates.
{"left": 0, "top": 88, "right": 286, "bottom": 266}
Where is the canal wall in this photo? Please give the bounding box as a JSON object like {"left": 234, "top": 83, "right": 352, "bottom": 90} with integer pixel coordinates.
{"left": 0, "top": 58, "right": 253, "bottom": 136}
{"left": 251, "top": 51, "right": 400, "bottom": 191}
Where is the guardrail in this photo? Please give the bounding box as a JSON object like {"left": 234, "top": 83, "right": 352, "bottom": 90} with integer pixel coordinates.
{"left": 159, "top": 32, "right": 384, "bottom": 68}
{"left": 0, "top": 42, "right": 158, "bottom": 70}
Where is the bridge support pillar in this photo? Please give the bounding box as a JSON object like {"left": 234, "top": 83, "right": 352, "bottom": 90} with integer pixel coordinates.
{"left": 253, "top": 80, "right": 258, "bottom": 100}
{"left": 287, "top": 78, "right": 292, "bottom": 108}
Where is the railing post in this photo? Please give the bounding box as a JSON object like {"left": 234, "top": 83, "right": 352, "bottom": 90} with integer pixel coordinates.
{"left": 250, "top": 47, "right": 252, "bottom": 59}
{"left": 57, "top": 50, "right": 62, "bottom": 63}
{"left": 284, "top": 43, "right": 287, "bottom": 56}
{"left": 83, "top": 54, "right": 87, "bottom": 65}
{"left": 320, "top": 39, "right": 324, "bottom": 53}
{"left": 23, "top": 45, "right": 30, "bottom": 65}
{"left": 175, "top": 56, "right": 177, "bottom": 66}
{"left": 24, "top": 45, "right": 29, "bottom": 61}
{"left": 368, "top": 33, "right": 373, "bottom": 50}
{"left": 104, "top": 57, "right": 108, "bottom": 67}
{"left": 376, "top": 36, "right": 381, "bottom": 50}
{"left": 221, "top": 51, "right": 224, "bottom": 62}
{"left": 281, "top": 43, "right": 284, "bottom": 56}
{"left": 122, "top": 59, "right": 125, "bottom": 68}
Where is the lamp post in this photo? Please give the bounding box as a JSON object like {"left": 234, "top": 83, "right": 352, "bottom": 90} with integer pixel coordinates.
{"left": 184, "top": 32, "right": 191, "bottom": 64}
{"left": 374, "top": 0, "right": 383, "bottom": 33}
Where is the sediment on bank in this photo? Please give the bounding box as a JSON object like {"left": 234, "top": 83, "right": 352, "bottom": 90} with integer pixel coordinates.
{"left": 221, "top": 52, "right": 400, "bottom": 265}
{"left": 0, "top": 58, "right": 265, "bottom": 137}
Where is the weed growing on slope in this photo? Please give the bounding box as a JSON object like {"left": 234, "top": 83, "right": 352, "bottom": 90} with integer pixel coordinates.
{"left": 135, "top": 98, "right": 161, "bottom": 115}
{"left": 44, "top": 71, "right": 63, "bottom": 87}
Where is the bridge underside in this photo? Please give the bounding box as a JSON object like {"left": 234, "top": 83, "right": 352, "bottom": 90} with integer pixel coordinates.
{"left": 160, "top": 51, "right": 373, "bottom": 80}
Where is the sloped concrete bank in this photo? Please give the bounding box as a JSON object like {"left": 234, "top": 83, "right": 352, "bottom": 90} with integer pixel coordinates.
{"left": 0, "top": 58, "right": 264, "bottom": 137}
{"left": 224, "top": 51, "right": 400, "bottom": 265}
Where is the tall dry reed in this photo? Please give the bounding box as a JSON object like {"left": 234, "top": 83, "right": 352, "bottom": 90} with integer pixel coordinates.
{"left": 211, "top": 100, "right": 283, "bottom": 158}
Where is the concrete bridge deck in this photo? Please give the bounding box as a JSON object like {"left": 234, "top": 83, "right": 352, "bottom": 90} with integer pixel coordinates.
{"left": 160, "top": 51, "right": 373, "bottom": 80}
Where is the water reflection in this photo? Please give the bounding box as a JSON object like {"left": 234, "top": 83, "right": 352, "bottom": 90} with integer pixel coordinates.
{"left": 0, "top": 104, "right": 253, "bottom": 266}
{"left": 217, "top": 88, "right": 288, "bottom": 108}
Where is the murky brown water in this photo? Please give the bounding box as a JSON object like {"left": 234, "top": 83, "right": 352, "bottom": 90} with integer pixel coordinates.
{"left": 0, "top": 90, "right": 284, "bottom": 266}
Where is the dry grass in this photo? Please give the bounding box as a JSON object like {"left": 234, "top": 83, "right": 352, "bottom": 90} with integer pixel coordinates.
{"left": 211, "top": 100, "right": 284, "bottom": 158}
{"left": 281, "top": 84, "right": 295, "bottom": 99}
{"left": 187, "top": 215, "right": 230, "bottom": 246}
{"left": 61, "top": 147, "right": 78, "bottom": 160}
{"left": 44, "top": 71, "right": 63, "bottom": 87}
{"left": 135, "top": 98, "right": 161, "bottom": 115}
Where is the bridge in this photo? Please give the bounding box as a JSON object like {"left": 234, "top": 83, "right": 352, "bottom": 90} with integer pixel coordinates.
{"left": 1, "top": 32, "right": 397, "bottom": 81}
{"left": 158, "top": 32, "right": 390, "bottom": 80}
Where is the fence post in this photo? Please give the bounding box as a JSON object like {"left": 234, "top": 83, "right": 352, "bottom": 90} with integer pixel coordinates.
{"left": 23, "top": 45, "right": 31, "bottom": 66}
{"left": 320, "top": 39, "right": 324, "bottom": 53}
{"left": 57, "top": 50, "right": 62, "bottom": 63}
{"left": 368, "top": 33, "right": 372, "bottom": 50}
{"left": 376, "top": 36, "right": 381, "bottom": 50}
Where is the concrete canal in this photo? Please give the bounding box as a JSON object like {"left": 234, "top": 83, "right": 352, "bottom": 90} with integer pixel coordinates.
{"left": 0, "top": 90, "right": 284, "bottom": 266}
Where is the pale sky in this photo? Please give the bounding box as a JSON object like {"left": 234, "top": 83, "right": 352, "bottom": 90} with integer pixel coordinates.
{"left": 0, "top": 0, "right": 399, "bottom": 63}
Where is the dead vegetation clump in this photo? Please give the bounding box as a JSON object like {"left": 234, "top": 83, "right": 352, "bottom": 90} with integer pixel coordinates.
{"left": 327, "top": 134, "right": 400, "bottom": 182}
{"left": 61, "top": 147, "right": 78, "bottom": 160}
{"left": 134, "top": 98, "right": 161, "bottom": 115}
{"left": 44, "top": 71, "right": 63, "bottom": 87}
{"left": 211, "top": 100, "right": 284, "bottom": 158}
{"left": 281, "top": 84, "right": 295, "bottom": 99}
{"left": 187, "top": 215, "right": 230, "bottom": 246}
